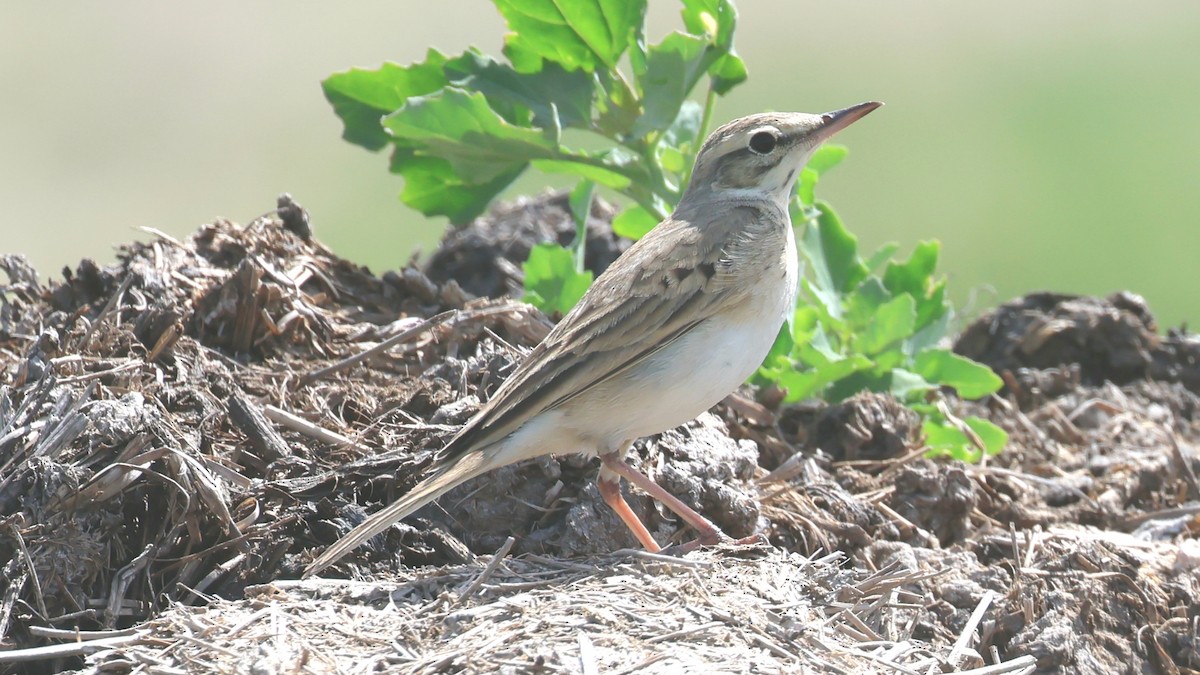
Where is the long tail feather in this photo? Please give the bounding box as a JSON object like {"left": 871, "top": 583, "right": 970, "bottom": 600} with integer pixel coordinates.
{"left": 303, "top": 452, "right": 490, "bottom": 577}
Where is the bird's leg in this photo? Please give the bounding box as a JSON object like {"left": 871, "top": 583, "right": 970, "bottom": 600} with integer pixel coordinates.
{"left": 600, "top": 452, "right": 726, "bottom": 546}
{"left": 597, "top": 465, "right": 661, "bottom": 552}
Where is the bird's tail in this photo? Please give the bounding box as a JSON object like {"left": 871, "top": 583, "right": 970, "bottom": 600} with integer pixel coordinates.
{"left": 303, "top": 451, "right": 491, "bottom": 577}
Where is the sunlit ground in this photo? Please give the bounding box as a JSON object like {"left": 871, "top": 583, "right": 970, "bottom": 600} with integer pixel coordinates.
{"left": 1, "top": 1, "right": 1196, "bottom": 327}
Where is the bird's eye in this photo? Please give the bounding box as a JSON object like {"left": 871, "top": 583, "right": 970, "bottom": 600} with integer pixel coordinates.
{"left": 748, "top": 131, "right": 777, "bottom": 155}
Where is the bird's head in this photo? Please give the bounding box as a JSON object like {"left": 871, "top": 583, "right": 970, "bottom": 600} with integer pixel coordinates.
{"left": 685, "top": 101, "right": 882, "bottom": 209}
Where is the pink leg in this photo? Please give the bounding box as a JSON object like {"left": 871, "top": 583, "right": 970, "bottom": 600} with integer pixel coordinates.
{"left": 597, "top": 472, "right": 661, "bottom": 552}
{"left": 600, "top": 453, "right": 727, "bottom": 546}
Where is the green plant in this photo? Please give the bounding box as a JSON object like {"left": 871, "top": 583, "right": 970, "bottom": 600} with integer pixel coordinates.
{"left": 324, "top": 0, "right": 1006, "bottom": 460}
{"left": 322, "top": 0, "right": 746, "bottom": 313}
{"left": 753, "top": 151, "right": 1007, "bottom": 461}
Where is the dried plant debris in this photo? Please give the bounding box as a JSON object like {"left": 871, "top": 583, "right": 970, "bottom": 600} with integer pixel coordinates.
{"left": 0, "top": 192, "right": 1198, "bottom": 672}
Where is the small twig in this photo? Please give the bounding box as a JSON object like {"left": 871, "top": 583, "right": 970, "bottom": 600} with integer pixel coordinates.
{"left": 27, "top": 625, "right": 140, "bottom": 641}
{"left": 8, "top": 522, "right": 47, "bottom": 619}
{"left": 0, "top": 633, "right": 146, "bottom": 664}
{"left": 262, "top": 405, "right": 373, "bottom": 454}
{"left": 457, "top": 536, "right": 516, "bottom": 604}
{"left": 947, "top": 590, "right": 995, "bottom": 666}
{"left": 1120, "top": 503, "right": 1200, "bottom": 530}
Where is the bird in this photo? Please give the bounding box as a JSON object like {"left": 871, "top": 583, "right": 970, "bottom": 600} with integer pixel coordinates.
{"left": 304, "top": 101, "right": 882, "bottom": 577}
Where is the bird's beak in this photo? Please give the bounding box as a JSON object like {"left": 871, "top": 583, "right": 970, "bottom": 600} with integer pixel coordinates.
{"left": 811, "top": 101, "right": 883, "bottom": 144}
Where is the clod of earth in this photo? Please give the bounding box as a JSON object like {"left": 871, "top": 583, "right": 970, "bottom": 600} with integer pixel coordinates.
{"left": 0, "top": 192, "right": 1198, "bottom": 672}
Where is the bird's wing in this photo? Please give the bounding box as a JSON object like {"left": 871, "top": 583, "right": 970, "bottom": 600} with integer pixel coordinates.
{"left": 441, "top": 203, "right": 774, "bottom": 460}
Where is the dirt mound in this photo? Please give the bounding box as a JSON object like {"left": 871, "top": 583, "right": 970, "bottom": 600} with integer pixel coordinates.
{"left": 1, "top": 194, "right": 1198, "bottom": 673}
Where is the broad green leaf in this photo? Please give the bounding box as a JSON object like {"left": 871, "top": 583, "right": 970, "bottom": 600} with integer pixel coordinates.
{"left": 857, "top": 294, "right": 916, "bottom": 355}
{"left": 662, "top": 101, "right": 704, "bottom": 181}
{"left": 322, "top": 50, "right": 449, "bottom": 150}
{"left": 796, "top": 167, "right": 819, "bottom": 206}
{"left": 799, "top": 277, "right": 845, "bottom": 331}
{"left": 808, "top": 144, "right": 849, "bottom": 176}
{"left": 888, "top": 368, "right": 934, "bottom": 401}
{"left": 532, "top": 159, "right": 632, "bottom": 190}
{"left": 924, "top": 416, "right": 1007, "bottom": 462}
{"left": 523, "top": 243, "right": 594, "bottom": 314}
{"left": 681, "top": 0, "right": 736, "bottom": 47}
{"left": 842, "top": 277, "right": 892, "bottom": 331}
{"left": 780, "top": 355, "right": 872, "bottom": 402}
{"left": 395, "top": 155, "right": 522, "bottom": 224}
{"left": 801, "top": 201, "right": 868, "bottom": 299}
{"left": 795, "top": 322, "right": 842, "bottom": 367}
{"left": 883, "top": 240, "right": 940, "bottom": 298}
{"left": 679, "top": 0, "right": 747, "bottom": 93}
{"left": 907, "top": 309, "right": 952, "bottom": 356}
{"left": 913, "top": 349, "right": 1003, "bottom": 399}
{"left": 662, "top": 101, "right": 704, "bottom": 148}
{"left": 706, "top": 53, "right": 748, "bottom": 94}
{"left": 660, "top": 146, "right": 687, "bottom": 174}
{"left": 612, "top": 205, "right": 659, "bottom": 240}
{"left": 384, "top": 88, "right": 559, "bottom": 183}
{"left": 443, "top": 50, "right": 594, "bottom": 129}
{"left": 884, "top": 241, "right": 948, "bottom": 329}
{"left": 632, "top": 32, "right": 709, "bottom": 138}
{"left": 915, "top": 279, "right": 948, "bottom": 330}
{"left": 864, "top": 242, "right": 900, "bottom": 274}
{"left": 594, "top": 67, "right": 642, "bottom": 136}
{"left": 496, "top": 0, "right": 647, "bottom": 73}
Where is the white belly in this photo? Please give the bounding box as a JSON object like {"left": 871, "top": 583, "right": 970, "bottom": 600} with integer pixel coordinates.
{"left": 567, "top": 227, "right": 799, "bottom": 451}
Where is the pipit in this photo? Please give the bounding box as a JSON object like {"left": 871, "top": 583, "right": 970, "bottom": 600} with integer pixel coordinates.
{"left": 305, "top": 101, "right": 882, "bottom": 577}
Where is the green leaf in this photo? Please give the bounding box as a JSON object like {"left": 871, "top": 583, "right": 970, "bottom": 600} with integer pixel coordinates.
{"left": 857, "top": 294, "right": 916, "bottom": 355}
{"left": 495, "top": 0, "right": 647, "bottom": 73}
{"left": 888, "top": 368, "right": 935, "bottom": 401}
{"left": 662, "top": 101, "right": 704, "bottom": 148}
{"left": 443, "top": 50, "right": 595, "bottom": 129}
{"left": 807, "top": 144, "right": 849, "bottom": 175}
{"left": 883, "top": 240, "right": 939, "bottom": 298}
{"left": 384, "top": 88, "right": 559, "bottom": 183}
{"left": 801, "top": 201, "right": 868, "bottom": 301}
{"left": 532, "top": 158, "right": 632, "bottom": 190}
{"left": 842, "top": 277, "right": 892, "bottom": 331}
{"left": 924, "top": 415, "right": 1008, "bottom": 462}
{"left": 795, "top": 322, "right": 842, "bottom": 367}
{"left": 632, "top": 32, "right": 709, "bottom": 138}
{"left": 523, "top": 243, "right": 594, "bottom": 314}
{"left": 863, "top": 242, "right": 900, "bottom": 274}
{"left": 913, "top": 349, "right": 1003, "bottom": 399}
{"left": 612, "top": 205, "right": 659, "bottom": 240}
{"left": 322, "top": 50, "right": 449, "bottom": 150}
{"left": 394, "top": 155, "right": 523, "bottom": 224}
{"left": 706, "top": 53, "right": 748, "bottom": 94}
{"left": 593, "top": 68, "right": 641, "bottom": 136}
{"left": 796, "top": 167, "right": 819, "bottom": 206}
{"left": 779, "top": 355, "right": 872, "bottom": 402}
{"left": 680, "top": 0, "right": 747, "bottom": 93}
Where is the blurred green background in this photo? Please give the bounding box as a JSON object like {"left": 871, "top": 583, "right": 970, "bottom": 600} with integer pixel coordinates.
{"left": 1, "top": 1, "right": 1196, "bottom": 327}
